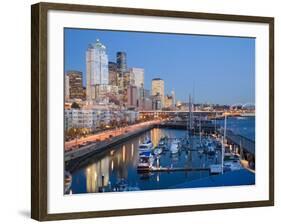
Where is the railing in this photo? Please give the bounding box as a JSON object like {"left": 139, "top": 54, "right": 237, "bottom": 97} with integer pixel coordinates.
{"left": 225, "top": 130, "right": 255, "bottom": 155}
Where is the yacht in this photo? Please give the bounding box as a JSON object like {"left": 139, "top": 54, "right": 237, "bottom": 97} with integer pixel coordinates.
{"left": 138, "top": 137, "right": 153, "bottom": 152}
{"left": 137, "top": 152, "right": 154, "bottom": 172}
{"left": 170, "top": 139, "right": 179, "bottom": 154}
{"left": 224, "top": 155, "right": 242, "bottom": 171}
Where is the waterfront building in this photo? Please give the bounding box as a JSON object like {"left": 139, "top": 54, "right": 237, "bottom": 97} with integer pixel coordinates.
{"left": 124, "top": 110, "right": 139, "bottom": 124}
{"left": 65, "top": 108, "right": 96, "bottom": 131}
{"left": 86, "top": 39, "right": 109, "bottom": 101}
{"left": 65, "top": 108, "right": 139, "bottom": 131}
{"left": 116, "top": 51, "right": 127, "bottom": 73}
{"left": 152, "top": 78, "right": 165, "bottom": 108}
{"left": 129, "top": 67, "right": 144, "bottom": 88}
{"left": 66, "top": 70, "right": 84, "bottom": 100}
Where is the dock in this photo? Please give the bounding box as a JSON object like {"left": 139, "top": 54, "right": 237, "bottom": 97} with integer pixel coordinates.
{"left": 225, "top": 130, "right": 255, "bottom": 155}
{"left": 138, "top": 167, "right": 210, "bottom": 173}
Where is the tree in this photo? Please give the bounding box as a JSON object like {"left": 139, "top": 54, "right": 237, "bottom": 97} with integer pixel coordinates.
{"left": 71, "top": 102, "right": 80, "bottom": 109}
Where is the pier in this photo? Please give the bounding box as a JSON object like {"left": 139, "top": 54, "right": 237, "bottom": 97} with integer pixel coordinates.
{"left": 224, "top": 130, "right": 255, "bottom": 155}
{"left": 156, "top": 121, "right": 216, "bottom": 133}
{"left": 139, "top": 167, "right": 210, "bottom": 173}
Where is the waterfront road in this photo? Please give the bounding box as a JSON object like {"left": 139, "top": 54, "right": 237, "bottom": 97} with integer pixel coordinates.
{"left": 65, "top": 120, "right": 161, "bottom": 151}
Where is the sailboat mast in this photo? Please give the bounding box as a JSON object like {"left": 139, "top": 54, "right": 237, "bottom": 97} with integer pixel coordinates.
{"left": 223, "top": 114, "right": 227, "bottom": 143}
{"left": 221, "top": 136, "right": 224, "bottom": 174}
{"left": 214, "top": 112, "right": 217, "bottom": 134}
{"left": 199, "top": 115, "right": 202, "bottom": 144}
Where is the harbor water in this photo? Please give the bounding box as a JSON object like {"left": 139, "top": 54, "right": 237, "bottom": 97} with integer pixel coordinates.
{"left": 69, "top": 128, "right": 222, "bottom": 194}
{"left": 68, "top": 117, "right": 255, "bottom": 194}
{"left": 215, "top": 116, "right": 255, "bottom": 141}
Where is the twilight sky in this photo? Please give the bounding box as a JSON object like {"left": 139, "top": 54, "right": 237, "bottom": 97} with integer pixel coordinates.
{"left": 64, "top": 28, "right": 255, "bottom": 105}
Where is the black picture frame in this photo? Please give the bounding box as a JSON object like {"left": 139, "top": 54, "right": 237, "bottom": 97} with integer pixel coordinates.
{"left": 31, "top": 2, "right": 274, "bottom": 221}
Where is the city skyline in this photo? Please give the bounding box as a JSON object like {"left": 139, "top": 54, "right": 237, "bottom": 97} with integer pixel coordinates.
{"left": 64, "top": 28, "right": 255, "bottom": 105}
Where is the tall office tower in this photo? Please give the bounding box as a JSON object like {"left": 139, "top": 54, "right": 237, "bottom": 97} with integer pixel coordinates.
{"left": 108, "top": 61, "right": 118, "bottom": 86}
{"left": 171, "top": 90, "right": 176, "bottom": 108}
{"left": 129, "top": 67, "right": 144, "bottom": 88}
{"left": 151, "top": 78, "right": 165, "bottom": 109}
{"left": 86, "top": 39, "right": 109, "bottom": 101}
{"left": 116, "top": 51, "right": 127, "bottom": 73}
{"left": 66, "top": 70, "right": 84, "bottom": 100}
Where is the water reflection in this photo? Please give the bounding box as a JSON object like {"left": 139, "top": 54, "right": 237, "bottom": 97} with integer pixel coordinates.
{"left": 85, "top": 157, "right": 109, "bottom": 193}
{"left": 70, "top": 128, "right": 212, "bottom": 194}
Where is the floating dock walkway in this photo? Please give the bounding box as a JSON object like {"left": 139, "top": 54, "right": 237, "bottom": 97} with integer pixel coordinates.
{"left": 138, "top": 167, "right": 210, "bottom": 173}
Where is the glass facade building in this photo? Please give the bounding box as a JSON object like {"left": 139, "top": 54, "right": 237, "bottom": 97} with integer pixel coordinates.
{"left": 86, "top": 39, "right": 109, "bottom": 100}
{"left": 116, "top": 51, "right": 127, "bottom": 73}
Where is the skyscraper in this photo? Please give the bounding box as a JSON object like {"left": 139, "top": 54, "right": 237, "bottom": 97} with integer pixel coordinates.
{"left": 129, "top": 67, "right": 144, "bottom": 88}
{"left": 66, "top": 70, "right": 84, "bottom": 100}
{"left": 116, "top": 52, "right": 127, "bottom": 73}
{"left": 151, "top": 78, "right": 165, "bottom": 109}
{"left": 86, "top": 39, "right": 109, "bottom": 101}
{"left": 108, "top": 61, "right": 118, "bottom": 86}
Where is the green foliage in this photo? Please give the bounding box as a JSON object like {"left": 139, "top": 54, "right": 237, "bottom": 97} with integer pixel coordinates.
{"left": 71, "top": 102, "right": 80, "bottom": 109}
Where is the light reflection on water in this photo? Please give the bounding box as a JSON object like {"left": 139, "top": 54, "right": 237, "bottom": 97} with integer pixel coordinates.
{"left": 70, "top": 128, "right": 217, "bottom": 194}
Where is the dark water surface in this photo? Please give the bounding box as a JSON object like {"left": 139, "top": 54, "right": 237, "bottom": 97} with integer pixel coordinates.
{"left": 215, "top": 116, "right": 255, "bottom": 141}
{"left": 70, "top": 128, "right": 221, "bottom": 194}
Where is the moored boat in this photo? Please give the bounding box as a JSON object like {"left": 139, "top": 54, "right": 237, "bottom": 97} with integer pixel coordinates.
{"left": 170, "top": 139, "right": 179, "bottom": 154}
{"left": 153, "top": 147, "right": 163, "bottom": 155}
{"left": 138, "top": 137, "right": 153, "bottom": 152}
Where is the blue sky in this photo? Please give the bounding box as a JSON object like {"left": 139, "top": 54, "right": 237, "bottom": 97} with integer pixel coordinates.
{"left": 64, "top": 28, "right": 255, "bottom": 105}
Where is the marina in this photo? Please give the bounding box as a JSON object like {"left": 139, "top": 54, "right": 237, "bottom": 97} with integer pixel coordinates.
{"left": 63, "top": 30, "right": 257, "bottom": 195}
{"left": 65, "top": 116, "right": 255, "bottom": 194}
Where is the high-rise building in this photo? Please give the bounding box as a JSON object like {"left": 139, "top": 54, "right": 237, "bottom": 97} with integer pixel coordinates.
{"left": 86, "top": 39, "right": 109, "bottom": 101}
{"left": 151, "top": 78, "right": 165, "bottom": 109}
{"left": 66, "top": 70, "right": 84, "bottom": 100}
{"left": 117, "top": 71, "right": 132, "bottom": 104}
{"left": 116, "top": 52, "right": 127, "bottom": 73}
{"left": 129, "top": 67, "right": 144, "bottom": 88}
{"left": 108, "top": 61, "right": 118, "bottom": 86}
